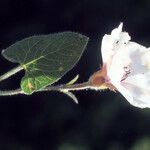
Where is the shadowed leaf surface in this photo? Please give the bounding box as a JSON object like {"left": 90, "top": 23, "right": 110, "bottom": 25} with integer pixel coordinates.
{"left": 2, "top": 32, "right": 89, "bottom": 94}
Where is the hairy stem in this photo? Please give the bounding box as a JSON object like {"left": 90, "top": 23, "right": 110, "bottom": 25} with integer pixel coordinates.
{"left": 39, "top": 82, "right": 92, "bottom": 92}
{"left": 0, "top": 65, "right": 23, "bottom": 82}
{"left": 0, "top": 82, "right": 93, "bottom": 96}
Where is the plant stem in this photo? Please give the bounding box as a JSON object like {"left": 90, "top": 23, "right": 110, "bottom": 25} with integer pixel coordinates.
{"left": 0, "top": 65, "right": 23, "bottom": 82}
{"left": 39, "top": 82, "right": 92, "bottom": 92}
{"left": 0, "top": 88, "right": 24, "bottom": 96}
{"left": 0, "top": 65, "right": 94, "bottom": 96}
{"left": 0, "top": 82, "right": 93, "bottom": 96}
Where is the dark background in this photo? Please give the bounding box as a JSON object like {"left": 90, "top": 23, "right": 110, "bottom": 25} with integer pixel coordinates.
{"left": 0, "top": 0, "right": 150, "bottom": 150}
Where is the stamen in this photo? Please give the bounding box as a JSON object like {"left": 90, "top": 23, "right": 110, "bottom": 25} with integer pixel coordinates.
{"left": 121, "top": 66, "right": 131, "bottom": 81}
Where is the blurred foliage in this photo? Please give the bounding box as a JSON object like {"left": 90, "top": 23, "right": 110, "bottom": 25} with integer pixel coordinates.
{"left": 58, "top": 143, "right": 89, "bottom": 150}
{"left": 131, "top": 137, "right": 150, "bottom": 150}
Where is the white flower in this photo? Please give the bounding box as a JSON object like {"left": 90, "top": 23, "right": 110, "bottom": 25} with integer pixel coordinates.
{"left": 90, "top": 23, "right": 150, "bottom": 108}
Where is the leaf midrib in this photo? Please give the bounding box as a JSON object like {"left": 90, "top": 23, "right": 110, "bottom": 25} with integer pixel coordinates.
{"left": 23, "top": 56, "right": 44, "bottom": 68}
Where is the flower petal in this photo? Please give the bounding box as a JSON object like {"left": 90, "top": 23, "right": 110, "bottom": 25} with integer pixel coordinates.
{"left": 108, "top": 42, "right": 149, "bottom": 83}
{"left": 112, "top": 82, "right": 134, "bottom": 105}
{"left": 113, "top": 80, "right": 150, "bottom": 108}
{"left": 100, "top": 23, "right": 150, "bottom": 108}
{"left": 121, "top": 76, "right": 150, "bottom": 108}
{"left": 101, "top": 23, "right": 130, "bottom": 63}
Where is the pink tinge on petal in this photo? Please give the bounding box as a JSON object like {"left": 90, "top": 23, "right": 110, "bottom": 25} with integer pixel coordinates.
{"left": 89, "top": 65, "right": 117, "bottom": 91}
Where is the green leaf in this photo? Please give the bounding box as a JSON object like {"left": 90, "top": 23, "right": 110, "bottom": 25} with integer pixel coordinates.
{"left": 2, "top": 32, "right": 89, "bottom": 94}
